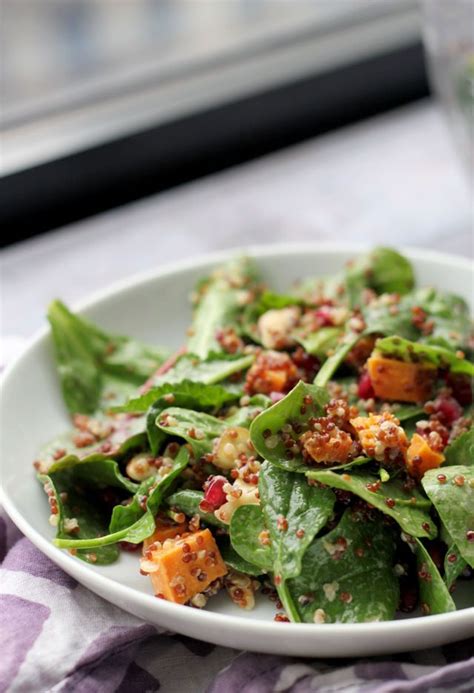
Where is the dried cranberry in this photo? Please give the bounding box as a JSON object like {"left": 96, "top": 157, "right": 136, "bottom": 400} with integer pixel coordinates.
{"left": 202, "top": 475, "right": 227, "bottom": 510}
{"left": 357, "top": 371, "right": 375, "bottom": 400}
{"left": 446, "top": 373, "right": 473, "bottom": 406}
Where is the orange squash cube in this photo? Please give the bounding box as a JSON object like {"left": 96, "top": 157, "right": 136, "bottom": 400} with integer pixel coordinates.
{"left": 143, "top": 518, "right": 188, "bottom": 550}
{"left": 407, "top": 433, "right": 445, "bottom": 478}
{"left": 141, "top": 529, "right": 227, "bottom": 604}
{"left": 367, "top": 355, "right": 434, "bottom": 403}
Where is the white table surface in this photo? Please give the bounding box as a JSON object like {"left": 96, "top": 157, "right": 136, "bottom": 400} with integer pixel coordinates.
{"left": 1, "top": 99, "right": 472, "bottom": 344}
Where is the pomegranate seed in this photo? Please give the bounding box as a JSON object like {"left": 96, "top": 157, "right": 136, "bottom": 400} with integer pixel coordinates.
{"left": 430, "top": 395, "right": 462, "bottom": 425}
{"left": 270, "top": 391, "right": 285, "bottom": 403}
{"left": 314, "top": 307, "right": 334, "bottom": 326}
{"left": 357, "top": 371, "right": 375, "bottom": 400}
{"left": 202, "top": 475, "right": 227, "bottom": 510}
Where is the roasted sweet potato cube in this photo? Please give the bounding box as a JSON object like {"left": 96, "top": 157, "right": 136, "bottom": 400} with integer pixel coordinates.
{"left": 406, "top": 433, "right": 445, "bottom": 478}
{"left": 367, "top": 356, "right": 434, "bottom": 403}
{"left": 142, "top": 529, "right": 227, "bottom": 604}
{"left": 143, "top": 519, "right": 188, "bottom": 550}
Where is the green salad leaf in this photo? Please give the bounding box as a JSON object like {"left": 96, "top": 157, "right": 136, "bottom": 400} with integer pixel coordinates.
{"left": 47, "top": 455, "right": 138, "bottom": 493}
{"left": 422, "top": 465, "right": 474, "bottom": 567}
{"left": 258, "top": 462, "right": 335, "bottom": 581}
{"left": 187, "top": 257, "right": 259, "bottom": 358}
{"left": 444, "top": 429, "right": 474, "bottom": 467}
{"left": 307, "top": 469, "right": 436, "bottom": 538}
{"left": 47, "top": 300, "right": 168, "bottom": 414}
{"left": 345, "top": 247, "right": 414, "bottom": 308}
{"left": 250, "top": 381, "right": 329, "bottom": 472}
{"left": 288, "top": 508, "right": 399, "bottom": 623}
{"left": 229, "top": 505, "right": 273, "bottom": 573}
{"left": 408, "top": 536, "right": 456, "bottom": 614}
{"left": 218, "top": 537, "right": 264, "bottom": 576}
{"left": 374, "top": 336, "right": 474, "bottom": 376}
{"left": 166, "top": 489, "right": 227, "bottom": 528}
{"left": 54, "top": 447, "right": 189, "bottom": 549}
{"left": 43, "top": 473, "right": 119, "bottom": 565}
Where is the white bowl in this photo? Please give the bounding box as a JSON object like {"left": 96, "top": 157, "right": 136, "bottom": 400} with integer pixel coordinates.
{"left": 1, "top": 243, "right": 473, "bottom": 657}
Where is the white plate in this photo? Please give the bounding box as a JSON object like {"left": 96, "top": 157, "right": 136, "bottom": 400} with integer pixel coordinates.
{"left": 1, "top": 243, "right": 473, "bottom": 657}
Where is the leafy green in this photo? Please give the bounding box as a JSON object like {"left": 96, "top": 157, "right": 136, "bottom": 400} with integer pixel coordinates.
{"left": 44, "top": 472, "right": 119, "bottom": 564}
{"left": 48, "top": 455, "right": 138, "bottom": 493}
{"left": 410, "top": 287, "right": 472, "bottom": 352}
{"left": 288, "top": 508, "right": 399, "bottom": 623}
{"left": 374, "top": 336, "right": 474, "bottom": 376}
{"left": 422, "top": 466, "right": 474, "bottom": 567}
{"left": 258, "top": 462, "right": 335, "bottom": 581}
{"left": 144, "top": 352, "right": 255, "bottom": 391}
{"left": 165, "top": 489, "right": 227, "bottom": 528}
{"left": 229, "top": 505, "right": 273, "bottom": 572}
{"left": 54, "top": 448, "right": 189, "bottom": 549}
{"left": 307, "top": 469, "right": 436, "bottom": 538}
{"left": 444, "top": 429, "right": 474, "bottom": 467}
{"left": 37, "top": 413, "right": 146, "bottom": 471}
{"left": 218, "top": 536, "right": 265, "bottom": 576}
{"left": 409, "top": 537, "right": 456, "bottom": 614}
{"left": 250, "top": 381, "right": 329, "bottom": 472}
{"left": 155, "top": 407, "right": 227, "bottom": 458}
{"left": 187, "top": 257, "right": 259, "bottom": 358}
{"left": 293, "top": 326, "right": 343, "bottom": 359}
{"left": 47, "top": 300, "right": 168, "bottom": 414}
{"left": 444, "top": 539, "right": 468, "bottom": 590}
{"left": 112, "top": 379, "right": 239, "bottom": 415}
{"left": 345, "top": 247, "right": 414, "bottom": 309}
{"left": 313, "top": 332, "right": 361, "bottom": 387}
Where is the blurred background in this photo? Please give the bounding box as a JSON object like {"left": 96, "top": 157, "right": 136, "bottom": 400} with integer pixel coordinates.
{"left": 0, "top": 0, "right": 473, "bottom": 339}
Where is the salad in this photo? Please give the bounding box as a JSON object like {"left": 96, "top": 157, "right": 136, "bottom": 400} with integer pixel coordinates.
{"left": 35, "top": 248, "right": 473, "bottom": 624}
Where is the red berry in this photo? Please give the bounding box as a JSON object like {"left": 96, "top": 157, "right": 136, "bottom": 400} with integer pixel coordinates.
{"left": 119, "top": 541, "right": 141, "bottom": 552}
{"left": 357, "top": 371, "right": 375, "bottom": 400}
{"left": 202, "top": 475, "right": 227, "bottom": 510}
{"left": 314, "top": 307, "right": 334, "bottom": 326}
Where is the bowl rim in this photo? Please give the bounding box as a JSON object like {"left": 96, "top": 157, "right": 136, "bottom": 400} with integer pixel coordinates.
{"left": 1, "top": 241, "right": 473, "bottom": 639}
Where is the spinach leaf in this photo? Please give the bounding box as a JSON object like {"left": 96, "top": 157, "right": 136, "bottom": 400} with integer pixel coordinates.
{"left": 187, "top": 257, "right": 259, "bottom": 358}
{"left": 250, "top": 381, "right": 329, "bottom": 472}
{"left": 410, "top": 287, "right": 472, "bottom": 352}
{"left": 47, "top": 455, "right": 138, "bottom": 493}
{"left": 345, "top": 247, "right": 414, "bottom": 309}
{"left": 144, "top": 352, "right": 255, "bottom": 391}
{"left": 37, "top": 413, "right": 146, "bottom": 472}
{"left": 155, "top": 407, "right": 227, "bottom": 458}
{"left": 218, "top": 536, "right": 264, "bottom": 576}
{"left": 313, "top": 332, "right": 361, "bottom": 387}
{"left": 444, "top": 544, "right": 468, "bottom": 590}
{"left": 166, "top": 489, "right": 227, "bottom": 528}
{"left": 258, "top": 462, "right": 335, "bottom": 581}
{"left": 288, "top": 508, "right": 399, "bottom": 623}
{"left": 48, "top": 300, "right": 168, "bottom": 414}
{"left": 408, "top": 536, "right": 456, "bottom": 614}
{"left": 293, "top": 326, "right": 343, "bottom": 359}
{"left": 229, "top": 505, "right": 273, "bottom": 572}
{"left": 374, "top": 336, "right": 474, "bottom": 376}
{"left": 112, "top": 379, "right": 239, "bottom": 414}
{"left": 444, "top": 429, "right": 474, "bottom": 467}
{"left": 54, "top": 448, "right": 189, "bottom": 549}
{"left": 307, "top": 469, "right": 436, "bottom": 538}
{"left": 44, "top": 473, "right": 119, "bottom": 565}
{"left": 422, "top": 465, "right": 474, "bottom": 567}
